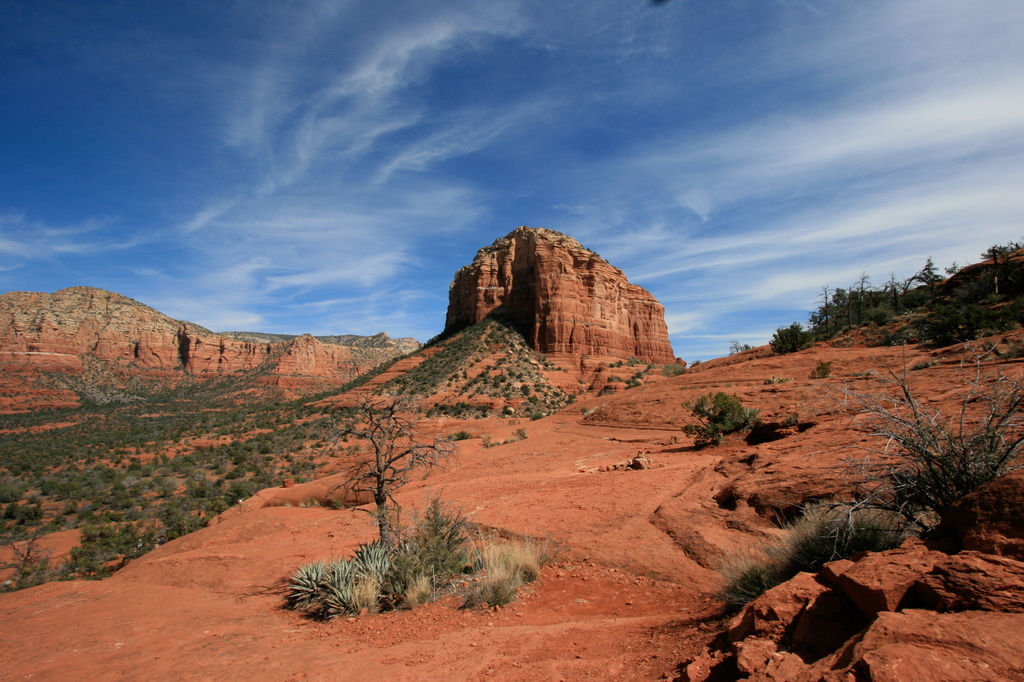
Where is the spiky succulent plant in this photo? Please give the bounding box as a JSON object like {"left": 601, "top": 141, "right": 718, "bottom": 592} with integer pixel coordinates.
{"left": 284, "top": 560, "right": 327, "bottom": 610}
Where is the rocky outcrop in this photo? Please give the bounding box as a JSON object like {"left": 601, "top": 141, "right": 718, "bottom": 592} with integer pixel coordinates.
{"left": 446, "top": 227, "right": 676, "bottom": 364}
{"left": 939, "top": 469, "right": 1024, "bottom": 559}
{"left": 0, "top": 287, "right": 415, "bottom": 410}
{"left": 680, "top": 470, "right": 1024, "bottom": 682}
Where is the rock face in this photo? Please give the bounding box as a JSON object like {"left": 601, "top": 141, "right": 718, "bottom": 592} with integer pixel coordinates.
{"left": 682, "top": 467, "right": 1024, "bottom": 681}
{"left": 0, "top": 287, "right": 416, "bottom": 410}
{"left": 445, "top": 227, "right": 676, "bottom": 364}
{"left": 940, "top": 469, "right": 1024, "bottom": 559}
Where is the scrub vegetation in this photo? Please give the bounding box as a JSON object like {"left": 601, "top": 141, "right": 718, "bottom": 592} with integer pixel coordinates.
{"left": 775, "top": 239, "right": 1024, "bottom": 349}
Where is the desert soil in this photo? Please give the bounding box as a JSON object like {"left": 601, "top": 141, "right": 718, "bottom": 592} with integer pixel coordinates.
{"left": 3, "top": 335, "right": 1019, "bottom": 681}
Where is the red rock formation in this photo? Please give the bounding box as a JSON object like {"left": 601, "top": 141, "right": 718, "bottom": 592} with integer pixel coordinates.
{"left": 681, "top": 465, "right": 1024, "bottom": 681}
{"left": 446, "top": 226, "right": 676, "bottom": 364}
{"left": 940, "top": 469, "right": 1024, "bottom": 559}
{"left": 0, "top": 287, "right": 414, "bottom": 410}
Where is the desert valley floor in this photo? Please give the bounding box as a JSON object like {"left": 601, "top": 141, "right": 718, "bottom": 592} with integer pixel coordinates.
{"left": 4, "top": 335, "right": 1021, "bottom": 681}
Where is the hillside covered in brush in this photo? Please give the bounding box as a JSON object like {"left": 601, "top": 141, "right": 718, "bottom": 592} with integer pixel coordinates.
{"left": 791, "top": 239, "right": 1024, "bottom": 349}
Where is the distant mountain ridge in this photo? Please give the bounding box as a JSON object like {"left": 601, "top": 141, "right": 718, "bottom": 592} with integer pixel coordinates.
{"left": 0, "top": 287, "right": 419, "bottom": 412}
{"left": 217, "top": 331, "right": 420, "bottom": 354}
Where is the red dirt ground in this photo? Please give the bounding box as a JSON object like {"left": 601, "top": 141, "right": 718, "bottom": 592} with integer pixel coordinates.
{"left": 3, "top": 334, "right": 1022, "bottom": 681}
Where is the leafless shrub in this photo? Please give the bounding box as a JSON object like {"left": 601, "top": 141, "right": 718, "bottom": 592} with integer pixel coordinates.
{"left": 841, "top": 349, "right": 1024, "bottom": 532}
{"left": 320, "top": 393, "right": 457, "bottom": 546}
{"left": 1, "top": 530, "right": 55, "bottom": 592}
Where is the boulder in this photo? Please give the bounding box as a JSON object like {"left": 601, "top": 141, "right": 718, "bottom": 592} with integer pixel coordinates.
{"left": 834, "top": 543, "right": 944, "bottom": 617}
{"left": 788, "top": 585, "right": 868, "bottom": 662}
{"left": 916, "top": 551, "right": 1024, "bottom": 613}
{"left": 808, "top": 609, "right": 1024, "bottom": 681}
{"left": 940, "top": 469, "right": 1024, "bottom": 559}
{"left": 728, "top": 572, "right": 829, "bottom": 644}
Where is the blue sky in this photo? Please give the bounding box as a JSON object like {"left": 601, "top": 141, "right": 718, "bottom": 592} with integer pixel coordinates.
{"left": 2, "top": 1, "right": 1023, "bottom": 360}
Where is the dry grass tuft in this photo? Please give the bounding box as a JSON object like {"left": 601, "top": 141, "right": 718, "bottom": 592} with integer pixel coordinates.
{"left": 403, "top": 574, "right": 432, "bottom": 608}
{"left": 467, "top": 538, "right": 548, "bottom": 607}
{"left": 351, "top": 576, "right": 381, "bottom": 614}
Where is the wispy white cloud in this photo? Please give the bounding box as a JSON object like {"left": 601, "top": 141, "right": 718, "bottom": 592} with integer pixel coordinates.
{"left": 5, "top": 0, "right": 1024, "bottom": 360}
{"left": 0, "top": 213, "right": 141, "bottom": 258}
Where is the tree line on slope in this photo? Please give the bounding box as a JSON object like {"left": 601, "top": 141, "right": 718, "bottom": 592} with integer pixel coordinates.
{"left": 768, "top": 239, "right": 1024, "bottom": 353}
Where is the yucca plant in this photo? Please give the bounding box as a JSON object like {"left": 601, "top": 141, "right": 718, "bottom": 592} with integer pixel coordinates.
{"left": 284, "top": 496, "right": 475, "bottom": 617}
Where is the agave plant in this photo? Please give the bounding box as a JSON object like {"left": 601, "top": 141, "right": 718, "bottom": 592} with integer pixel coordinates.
{"left": 284, "top": 560, "right": 328, "bottom": 610}
{"left": 353, "top": 540, "right": 392, "bottom": 583}
{"left": 316, "top": 559, "right": 358, "bottom": 619}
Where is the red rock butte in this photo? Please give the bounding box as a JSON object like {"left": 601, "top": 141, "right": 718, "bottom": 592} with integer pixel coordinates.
{"left": 445, "top": 226, "right": 676, "bottom": 364}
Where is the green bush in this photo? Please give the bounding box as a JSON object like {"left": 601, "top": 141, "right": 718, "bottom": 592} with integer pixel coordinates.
{"left": 0, "top": 481, "right": 27, "bottom": 505}
{"left": 390, "top": 497, "right": 473, "bottom": 599}
{"left": 682, "top": 393, "right": 760, "bottom": 448}
{"left": 919, "top": 303, "right": 1006, "bottom": 346}
{"left": 662, "top": 363, "right": 687, "bottom": 377}
{"left": 809, "top": 360, "right": 833, "bottom": 379}
{"left": 770, "top": 323, "right": 813, "bottom": 354}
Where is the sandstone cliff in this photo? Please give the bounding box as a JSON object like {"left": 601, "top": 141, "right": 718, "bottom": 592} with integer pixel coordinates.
{"left": 446, "top": 226, "right": 676, "bottom": 364}
{"left": 0, "top": 287, "right": 414, "bottom": 411}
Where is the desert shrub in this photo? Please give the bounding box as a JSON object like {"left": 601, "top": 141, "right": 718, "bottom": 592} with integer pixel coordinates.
{"left": 0, "top": 532, "right": 58, "bottom": 592}
{"left": 863, "top": 307, "right": 893, "bottom": 327}
{"left": 403, "top": 574, "right": 433, "bottom": 608}
{"left": 718, "top": 554, "right": 786, "bottom": 607}
{"left": 350, "top": 575, "right": 383, "bottom": 614}
{"left": 465, "top": 538, "right": 548, "bottom": 607}
{"left": 389, "top": 497, "right": 472, "bottom": 599}
{"left": 809, "top": 360, "right": 833, "bottom": 379}
{"left": 763, "top": 376, "right": 792, "bottom": 385}
{"left": 0, "top": 481, "right": 27, "bottom": 505}
{"left": 285, "top": 496, "right": 472, "bottom": 617}
{"left": 911, "top": 360, "right": 937, "bottom": 371}
{"left": 719, "top": 505, "right": 902, "bottom": 608}
{"left": 770, "top": 323, "right": 813, "bottom": 354}
{"left": 729, "top": 340, "right": 753, "bottom": 355}
{"left": 919, "top": 303, "right": 1007, "bottom": 347}
{"left": 682, "top": 393, "right": 760, "bottom": 448}
{"left": 842, "top": 356, "right": 1024, "bottom": 531}
{"left": 450, "top": 431, "right": 472, "bottom": 441}
{"left": 662, "top": 363, "right": 687, "bottom": 377}
{"left": 784, "top": 506, "right": 901, "bottom": 573}
{"left": 65, "top": 520, "right": 158, "bottom": 577}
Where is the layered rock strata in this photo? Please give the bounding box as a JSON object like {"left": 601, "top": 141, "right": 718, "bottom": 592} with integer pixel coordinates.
{"left": 446, "top": 226, "right": 676, "bottom": 364}
{"left": 0, "top": 287, "right": 414, "bottom": 410}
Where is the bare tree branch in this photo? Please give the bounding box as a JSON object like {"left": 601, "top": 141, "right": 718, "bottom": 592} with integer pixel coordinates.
{"left": 320, "top": 393, "right": 456, "bottom": 546}
{"left": 841, "top": 346, "right": 1024, "bottom": 532}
